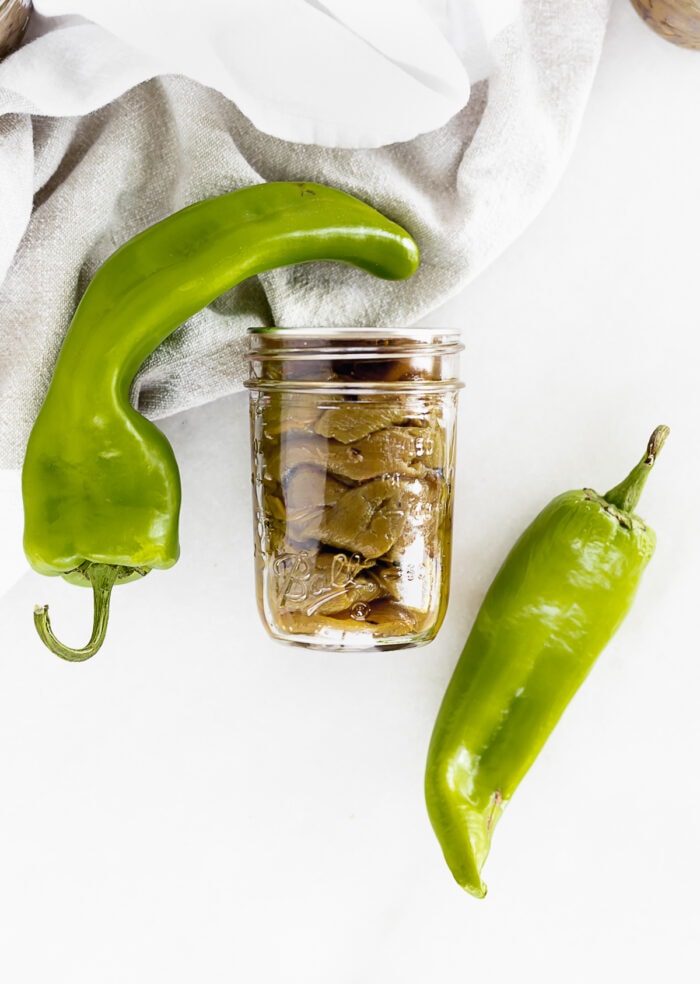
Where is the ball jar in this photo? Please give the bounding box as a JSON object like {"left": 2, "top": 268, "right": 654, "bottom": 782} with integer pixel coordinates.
{"left": 245, "top": 328, "right": 463, "bottom": 650}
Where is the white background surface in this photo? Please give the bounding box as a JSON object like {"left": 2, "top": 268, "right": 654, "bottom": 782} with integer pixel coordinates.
{"left": 1, "top": 2, "right": 699, "bottom": 981}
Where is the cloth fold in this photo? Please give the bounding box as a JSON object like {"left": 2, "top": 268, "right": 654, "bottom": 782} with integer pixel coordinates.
{"left": 0, "top": 0, "right": 611, "bottom": 471}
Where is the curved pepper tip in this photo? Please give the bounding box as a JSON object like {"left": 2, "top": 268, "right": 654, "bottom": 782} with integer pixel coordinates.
{"left": 458, "top": 875, "right": 487, "bottom": 899}
{"left": 451, "top": 856, "right": 488, "bottom": 899}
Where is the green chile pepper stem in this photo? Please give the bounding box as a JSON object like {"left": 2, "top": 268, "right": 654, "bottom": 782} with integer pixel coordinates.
{"left": 33, "top": 564, "right": 121, "bottom": 662}
{"left": 425, "top": 425, "right": 668, "bottom": 898}
{"left": 23, "top": 181, "right": 420, "bottom": 660}
{"left": 604, "top": 424, "right": 670, "bottom": 514}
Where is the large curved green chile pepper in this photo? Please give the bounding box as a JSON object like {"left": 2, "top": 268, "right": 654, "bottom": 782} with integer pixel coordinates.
{"left": 22, "top": 181, "right": 420, "bottom": 661}
{"left": 424, "top": 426, "right": 669, "bottom": 898}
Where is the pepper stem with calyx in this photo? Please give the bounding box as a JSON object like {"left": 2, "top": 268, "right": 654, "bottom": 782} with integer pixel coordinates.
{"left": 33, "top": 562, "right": 147, "bottom": 661}
{"left": 604, "top": 425, "right": 670, "bottom": 515}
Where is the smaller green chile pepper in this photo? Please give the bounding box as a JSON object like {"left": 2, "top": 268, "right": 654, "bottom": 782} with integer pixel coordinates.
{"left": 424, "top": 426, "right": 669, "bottom": 898}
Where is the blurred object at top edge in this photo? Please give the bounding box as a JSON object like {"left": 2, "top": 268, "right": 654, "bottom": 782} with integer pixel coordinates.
{"left": 0, "top": 0, "right": 32, "bottom": 60}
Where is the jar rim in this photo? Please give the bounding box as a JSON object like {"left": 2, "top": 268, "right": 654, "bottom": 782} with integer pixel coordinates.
{"left": 247, "top": 326, "right": 462, "bottom": 341}
{"left": 246, "top": 326, "right": 465, "bottom": 362}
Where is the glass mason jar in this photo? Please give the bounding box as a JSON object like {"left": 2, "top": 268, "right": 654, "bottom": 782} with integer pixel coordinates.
{"left": 0, "top": 1, "right": 32, "bottom": 60}
{"left": 245, "top": 328, "right": 463, "bottom": 651}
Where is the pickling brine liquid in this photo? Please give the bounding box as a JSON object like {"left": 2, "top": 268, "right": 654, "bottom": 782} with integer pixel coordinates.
{"left": 246, "top": 328, "right": 463, "bottom": 651}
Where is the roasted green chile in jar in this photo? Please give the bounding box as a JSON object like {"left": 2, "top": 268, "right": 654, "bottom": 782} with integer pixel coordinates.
{"left": 425, "top": 426, "right": 669, "bottom": 897}
{"left": 246, "top": 328, "right": 464, "bottom": 650}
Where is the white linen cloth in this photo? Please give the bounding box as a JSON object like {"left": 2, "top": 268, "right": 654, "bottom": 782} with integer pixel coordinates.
{"left": 0, "top": 0, "right": 610, "bottom": 473}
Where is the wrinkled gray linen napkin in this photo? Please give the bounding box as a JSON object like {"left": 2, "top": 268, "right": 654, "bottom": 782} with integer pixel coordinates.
{"left": 0, "top": 1, "right": 610, "bottom": 470}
